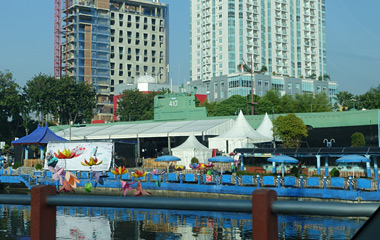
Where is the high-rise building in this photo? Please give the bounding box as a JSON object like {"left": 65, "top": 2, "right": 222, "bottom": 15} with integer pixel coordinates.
{"left": 61, "top": 0, "right": 168, "bottom": 121}
{"left": 190, "top": 0, "right": 326, "bottom": 82}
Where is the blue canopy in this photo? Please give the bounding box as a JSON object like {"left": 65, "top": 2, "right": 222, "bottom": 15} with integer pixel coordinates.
{"left": 336, "top": 155, "right": 370, "bottom": 163}
{"left": 267, "top": 155, "right": 299, "bottom": 164}
{"left": 155, "top": 155, "right": 181, "bottom": 162}
{"left": 208, "top": 156, "right": 235, "bottom": 163}
{"left": 11, "top": 124, "right": 67, "bottom": 145}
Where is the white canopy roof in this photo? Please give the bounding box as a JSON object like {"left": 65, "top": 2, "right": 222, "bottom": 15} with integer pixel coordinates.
{"left": 53, "top": 119, "right": 234, "bottom": 140}
{"left": 257, "top": 113, "right": 274, "bottom": 140}
{"left": 208, "top": 111, "right": 272, "bottom": 153}
{"left": 171, "top": 134, "right": 212, "bottom": 166}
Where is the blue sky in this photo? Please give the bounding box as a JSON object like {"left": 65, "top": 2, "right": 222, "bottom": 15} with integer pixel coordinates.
{"left": 0, "top": 0, "right": 379, "bottom": 95}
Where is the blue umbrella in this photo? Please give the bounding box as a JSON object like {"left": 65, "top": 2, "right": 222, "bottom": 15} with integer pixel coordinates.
{"left": 155, "top": 155, "right": 181, "bottom": 172}
{"left": 267, "top": 155, "right": 299, "bottom": 177}
{"left": 336, "top": 155, "right": 370, "bottom": 178}
{"left": 208, "top": 156, "right": 234, "bottom": 163}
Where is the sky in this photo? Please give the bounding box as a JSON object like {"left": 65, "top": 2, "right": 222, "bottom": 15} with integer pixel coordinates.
{"left": 0, "top": 0, "right": 379, "bottom": 95}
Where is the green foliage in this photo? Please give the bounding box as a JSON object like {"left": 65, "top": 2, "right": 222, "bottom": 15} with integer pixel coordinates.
{"left": 117, "top": 89, "right": 167, "bottom": 121}
{"left": 257, "top": 90, "right": 280, "bottom": 115}
{"left": 330, "top": 168, "right": 340, "bottom": 177}
{"left": 358, "top": 85, "right": 380, "bottom": 110}
{"left": 191, "top": 157, "right": 199, "bottom": 164}
{"left": 212, "top": 95, "right": 250, "bottom": 116}
{"left": 260, "top": 66, "right": 268, "bottom": 73}
{"left": 351, "top": 132, "right": 366, "bottom": 147}
{"left": 12, "top": 161, "right": 22, "bottom": 169}
{"left": 24, "top": 75, "right": 96, "bottom": 125}
{"left": 273, "top": 113, "right": 308, "bottom": 148}
{"left": 34, "top": 163, "right": 43, "bottom": 170}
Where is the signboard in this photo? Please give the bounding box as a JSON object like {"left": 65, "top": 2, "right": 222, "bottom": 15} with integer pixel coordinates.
{"left": 44, "top": 141, "right": 113, "bottom": 171}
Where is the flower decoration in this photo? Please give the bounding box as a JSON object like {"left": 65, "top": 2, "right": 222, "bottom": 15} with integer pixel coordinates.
{"left": 175, "top": 165, "right": 185, "bottom": 171}
{"left": 54, "top": 146, "right": 85, "bottom": 159}
{"left": 58, "top": 171, "right": 79, "bottom": 193}
{"left": 120, "top": 181, "right": 135, "bottom": 197}
{"left": 81, "top": 157, "right": 103, "bottom": 166}
{"left": 152, "top": 169, "right": 165, "bottom": 175}
{"left": 132, "top": 170, "right": 147, "bottom": 178}
{"left": 112, "top": 166, "right": 128, "bottom": 176}
{"left": 133, "top": 181, "right": 151, "bottom": 197}
{"left": 189, "top": 163, "right": 199, "bottom": 170}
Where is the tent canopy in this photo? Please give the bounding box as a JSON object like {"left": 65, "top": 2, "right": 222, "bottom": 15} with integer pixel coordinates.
{"left": 171, "top": 134, "right": 212, "bottom": 167}
{"left": 12, "top": 124, "right": 67, "bottom": 145}
{"left": 267, "top": 155, "right": 299, "bottom": 163}
{"left": 208, "top": 156, "right": 235, "bottom": 163}
{"left": 208, "top": 111, "right": 272, "bottom": 153}
{"left": 336, "top": 155, "right": 370, "bottom": 163}
{"left": 257, "top": 113, "right": 274, "bottom": 140}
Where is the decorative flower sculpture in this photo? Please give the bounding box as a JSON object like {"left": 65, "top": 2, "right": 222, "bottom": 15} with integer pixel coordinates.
{"left": 81, "top": 157, "right": 103, "bottom": 166}
{"left": 112, "top": 166, "right": 128, "bottom": 176}
{"left": 175, "top": 165, "right": 185, "bottom": 171}
{"left": 132, "top": 170, "right": 147, "bottom": 178}
{"left": 58, "top": 171, "right": 79, "bottom": 193}
{"left": 133, "top": 181, "right": 151, "bottom": 197}
{"left": 152, "top": 169, "right": 166, "bottom": 175}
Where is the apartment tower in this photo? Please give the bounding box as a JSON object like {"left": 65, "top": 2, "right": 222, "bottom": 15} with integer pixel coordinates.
{"left": 190, "top": 0, "right": 326, "bottom": 82}
{"left": 62, "top": 0, "right": 168, "bottom": 121}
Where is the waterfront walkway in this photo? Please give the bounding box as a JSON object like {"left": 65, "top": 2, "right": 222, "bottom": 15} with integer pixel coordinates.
{"left": 2, "top": 167, "right": 380, "bottom": 201}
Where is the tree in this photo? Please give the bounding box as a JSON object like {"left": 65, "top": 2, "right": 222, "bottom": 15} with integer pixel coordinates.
{"left": 351, "top": 132, "right": 365, "bottom": 147}
{"left": 117, "top": 89, "right": 166, "bottom": 121}
{"left": 260, "top": 65, "right": 268, "bottom": 73}
{"left": 278, "top": 94, "right": 296, "bottom": 113}
{"left": 257, "top": 90, "right": 280, "bottom": 115}
{"left": 213, "top": 95, "right": 250, "bottom": 116}
{"left": 273, "top": 113, "right": 308, "bottom": 148}
{"left": 0, "top": 70, "right": 25, "bottom": 143}
{"left": 323, "top": 74, "right": 330, "bottom": 81}
{"left": 334, "top": 91, "right": 354, "bottom": 110}
{"left": 358, "top": 85, "right": 380, "bottom": 110}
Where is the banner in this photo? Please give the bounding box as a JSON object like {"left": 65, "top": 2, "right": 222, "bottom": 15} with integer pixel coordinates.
{"left": 44, "top": 141, "right": 113, "bottom": 171}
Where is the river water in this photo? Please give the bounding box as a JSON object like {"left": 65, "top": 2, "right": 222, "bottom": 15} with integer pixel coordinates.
{"left": 0, "top": 203, "right": 366, "bottom": 239}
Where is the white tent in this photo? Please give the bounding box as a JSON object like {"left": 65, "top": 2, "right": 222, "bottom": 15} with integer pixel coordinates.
{"left": 171, "top": 134, "right": 212, "bottom": 167}
{"left": 208, "top": 111, "right": 273, "bottom": 153}
{"left": 257, "top": 113, "right": 274, "bottom": 140}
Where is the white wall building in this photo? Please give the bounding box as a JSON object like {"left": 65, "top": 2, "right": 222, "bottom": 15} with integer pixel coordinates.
{"left": 190, "top": 0, "right": 327, "bottom": 82}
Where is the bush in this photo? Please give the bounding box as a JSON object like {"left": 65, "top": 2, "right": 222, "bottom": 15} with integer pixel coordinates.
{"left": 330, "top": 167, "right": 340, "bottom": 177}
{"left": 191, "top": 157, "right": 199, "bottom": 164}
{"left": 35, "top": 163, "right": 43, "bottom": 170}
{"left": 12, "top": 162, "right": 22, "bottom": 170}
{"left": 351, "top": 132, "right": 365, "bottom": 147}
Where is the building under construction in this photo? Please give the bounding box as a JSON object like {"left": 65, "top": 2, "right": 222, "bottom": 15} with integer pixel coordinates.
{"left": 59, "top": 0, "right": 168, "bottom": 122}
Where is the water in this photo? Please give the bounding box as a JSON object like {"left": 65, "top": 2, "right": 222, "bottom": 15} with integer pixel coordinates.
{"left": 0, "top": 204, "right": 366, "bottom": 239}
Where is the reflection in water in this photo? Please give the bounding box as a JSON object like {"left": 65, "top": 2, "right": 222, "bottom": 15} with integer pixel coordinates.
{"left": 0, "top": 204, "right": 366, "bottom": 239}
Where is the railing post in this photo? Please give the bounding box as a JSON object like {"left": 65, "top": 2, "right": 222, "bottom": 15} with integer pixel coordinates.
{"left": 257, "top": 174, "right": 261, "bottom": 188}
{"left": 180, "top": 172, "right": 183, "bottom": 184}
{"left": 198, "top": 173, "right": 201, "bottom": 185}
{"left": 215, "top": 175, "right": 219, "bottom": 186}
{"left": 147, "top": 172, "right": 150, "bottom": 182}
{"left": 31, "top": 185, "right": 56, "bottom": 240}
{"left": 277, "top": 175, "right": 281, "bottom": 188}
{"left": 235, "top": 175, "right": 239, "bottom": 186}
{"left": 163, "top": 173, "right": 166, "bottom": 183}
{"left": 252, "top": 189, "right": 278, "bottom": 240}
{"left": 323, "top": 176, "right": 327, "bottom": 189}
{"left": 349, "top": 176, "right": 353, "bottom": 191}
{"left": 300, "top": 175, "right": 303, "bottom": 189}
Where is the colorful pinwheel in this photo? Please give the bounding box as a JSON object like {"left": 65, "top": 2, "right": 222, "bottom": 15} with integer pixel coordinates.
{"left": 151, "top": 169, "right": 165, "bottom": 187}
{"left": 58, "top": 171, "right": 79, "bottom": 193}
{"left": 112, "top": 166, "right": 128, "bottom": 176}
{"left": 133, "top": 181, "right": 151, "bottom": 197}
{"left": 189, "top": 163, "right": 200, "bottom": 170}
{"left": 48, "top": 166, "right": 65, "bottom": 185}
{"left": 92, "top": 171, "right": 108, "bottom": 188}
{"left": 120, "top": 181, "right": 135, "bottom": 197}
{"left": 81, "top": 156, "right": 103, "bottom": 166}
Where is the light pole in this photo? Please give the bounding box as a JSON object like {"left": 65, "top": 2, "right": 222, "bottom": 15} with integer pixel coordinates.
{"left": 323, "top": 139, "right": 335, "bottom": 148}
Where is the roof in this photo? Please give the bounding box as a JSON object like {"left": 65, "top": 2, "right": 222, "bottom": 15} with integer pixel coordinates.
{"left": 210, "top": 111, "right": 272, "bottom": 143}
{"left": 12, "top": 124, "right": 68, "bottom": 145}
{"left": 52, "top": 119, "right": 234, "bottom": 140}
{"left": 172, "top": 134, "right": 209, "bottom": 150}
{"left": 256, "top": 113, "right": 273, "bottom": 139}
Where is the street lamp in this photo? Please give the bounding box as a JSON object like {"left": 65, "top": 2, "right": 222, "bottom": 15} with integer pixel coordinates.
{"left": 323, "top": 139, "right": 335, "bottom": 148}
